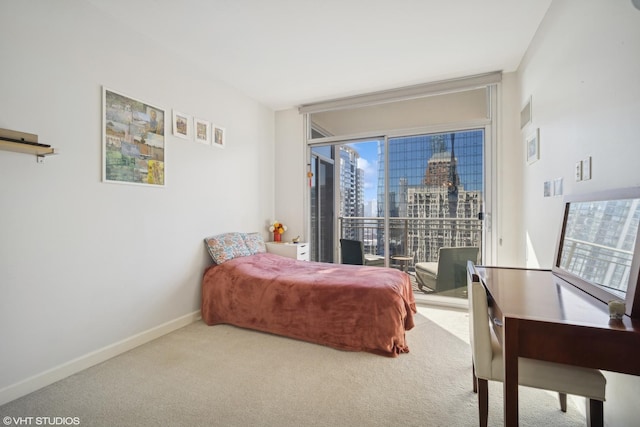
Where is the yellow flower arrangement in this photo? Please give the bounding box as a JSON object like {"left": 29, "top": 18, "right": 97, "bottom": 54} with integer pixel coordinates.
{"left": 269, "top": 221, "right": 287, "bottom": 235}
{"left": 269, "top": 221, "right": 287, "bottom": 242}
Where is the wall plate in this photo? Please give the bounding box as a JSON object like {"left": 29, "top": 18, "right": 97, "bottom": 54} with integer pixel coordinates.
{"left": 575, "top": 161, "right": 583, "bottom": 181}
{"left": 554, "top": 177, "right": 563, "bottom": 196}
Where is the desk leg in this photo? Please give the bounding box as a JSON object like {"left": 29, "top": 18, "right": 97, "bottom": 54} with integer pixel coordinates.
{"left": 504, "top": 317, "right": 519, "bottom": 427}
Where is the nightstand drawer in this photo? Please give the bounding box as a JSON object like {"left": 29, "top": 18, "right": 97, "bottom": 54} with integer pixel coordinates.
{"left": 296, "top": 243, "right": 309, "bottom": 261}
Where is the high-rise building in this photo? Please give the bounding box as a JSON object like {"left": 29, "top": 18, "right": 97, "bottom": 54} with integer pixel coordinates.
{"left": 339, "top": 146, "right": 364, "bottom": 240}
{"left": 407, "top": 186, "right": 481, "bottom": 262}
{"left": 375, "top": 132, "right": 482, "bottom": 261}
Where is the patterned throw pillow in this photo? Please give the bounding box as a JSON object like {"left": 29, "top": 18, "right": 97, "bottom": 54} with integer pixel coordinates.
{"left": 204, "top": 232, "right": 251, "bottom": 264}
{"left": 244, "top": 232, "right": 267, "bottom": 255}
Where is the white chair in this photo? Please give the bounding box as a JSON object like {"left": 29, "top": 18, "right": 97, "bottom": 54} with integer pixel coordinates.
{"left": 467, "top": 264, "right": 606, "bottom": 427}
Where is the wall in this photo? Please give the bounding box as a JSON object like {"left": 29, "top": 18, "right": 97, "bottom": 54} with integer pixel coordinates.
{"left": 0, "top": 1, "right": 274, "bottom": 403}
{"left": 516, "top": 1, "right": 640, "bottom": 425}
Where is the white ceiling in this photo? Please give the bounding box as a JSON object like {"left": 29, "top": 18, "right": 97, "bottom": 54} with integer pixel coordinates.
{"left": 87, "top": 0, "right": 552, "bottom": 110}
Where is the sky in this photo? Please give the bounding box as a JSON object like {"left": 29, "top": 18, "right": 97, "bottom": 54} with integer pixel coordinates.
{"left": 353, "top": 141, "right": 379, "bottom": 201}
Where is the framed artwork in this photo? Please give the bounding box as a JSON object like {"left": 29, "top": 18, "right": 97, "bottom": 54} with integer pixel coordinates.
{"left": 520, "top": 96, "right": 532, "bottom": 129}
{"left": 213, "top": 125, "right": 226, "bottom": 149}
{"left": 526, "top": 128, "right": 539, "bottom": 164}
{"left": 172, "top": 110, "right": 191, "bottom": 140}
{"left": 194, "top": 118, "right": 211, "bottom": 145}
{"left": 102, "top": 87, "right": 165, "bottom": 187}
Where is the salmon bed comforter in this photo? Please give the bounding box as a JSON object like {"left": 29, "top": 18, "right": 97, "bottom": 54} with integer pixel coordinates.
{"left": 201, "top": 252, "right": 416, "bottom": 357}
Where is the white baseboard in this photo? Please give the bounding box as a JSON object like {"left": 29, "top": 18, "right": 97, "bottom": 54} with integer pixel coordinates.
{"left": 0, "top": 310, "right": 201, "bottom": 406}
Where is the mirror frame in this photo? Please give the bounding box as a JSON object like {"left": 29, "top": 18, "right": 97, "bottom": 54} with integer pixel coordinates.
{"left": 553, "top": 187, "right": 640, "bottom": 318}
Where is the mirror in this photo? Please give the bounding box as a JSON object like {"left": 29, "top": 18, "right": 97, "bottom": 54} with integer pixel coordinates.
{"left": 554, "top": 188, "right": 640, "bottom": 318}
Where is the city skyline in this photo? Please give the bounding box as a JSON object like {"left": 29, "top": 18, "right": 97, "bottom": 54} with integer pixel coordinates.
{"left": 347, "top": 130, "right": 484, "bottom": 215}
{"left": 311, "top": 130, "right": 484, "bottom": 264}
{"left": 338, "top": 130, "right": 484, "bottom": 262}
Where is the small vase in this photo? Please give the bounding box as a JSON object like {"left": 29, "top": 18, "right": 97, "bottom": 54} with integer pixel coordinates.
{"left": 274, "top": 232, "right": 281, "bottom": 242}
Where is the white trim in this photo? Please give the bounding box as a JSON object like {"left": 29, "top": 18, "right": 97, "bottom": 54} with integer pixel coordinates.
{"left": 299, "top": 71, "right": 502, "bottom": 114}
{"left": 306, "top": 119, "right": 491, "bottom": 147}
{"left": 383, "top": 136, "right": 390, "bottom": 267}
{"left": 0, "top": 310, "right": 201, "bottom": 406}
{"left": 491, "top": 83, "right": 500, "bottom": 266}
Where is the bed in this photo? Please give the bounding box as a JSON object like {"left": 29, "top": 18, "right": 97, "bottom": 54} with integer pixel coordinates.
{"left": 202, "top": 232, "right": 416, "bottom": 357}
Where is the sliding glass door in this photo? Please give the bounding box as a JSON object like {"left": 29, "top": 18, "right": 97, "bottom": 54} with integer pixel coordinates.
{"left": 309, "top": 129, "right": 485, "bottom": 299}
{"left": 386, "top": 130, "right": 484, "bottom": 298}
{"left": 336, "top": 139, "right": 383, "bottom": 263}
{"left": 310, "top": 146, "right": 335, "bottom": 263}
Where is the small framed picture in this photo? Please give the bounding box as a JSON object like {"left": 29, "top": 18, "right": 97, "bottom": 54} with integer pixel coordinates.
{"left": 526, "top": 128, "right": 540, "bottom": 164}
{"left": 194, "top": 118, "right": 211, "bottom": 145}
{"left": 520, "top": 96, "right": 532, "bottom": 129}
{"left": 172, "top": 110, "right": 191, "bottom": 140}
{"left": 213, "top": 125, "right": 225, "bottom": 149}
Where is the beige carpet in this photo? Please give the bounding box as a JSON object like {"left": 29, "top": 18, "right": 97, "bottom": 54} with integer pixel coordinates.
{"left": 0, "top": 307, "right": 587, "bottom": 426}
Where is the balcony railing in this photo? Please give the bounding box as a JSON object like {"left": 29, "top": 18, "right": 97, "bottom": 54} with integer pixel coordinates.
{"left": 339, "top": 216, "right": 482, "bottom": 271}
{"left": 560, "top": 237, "right": 633, "bottom": 295}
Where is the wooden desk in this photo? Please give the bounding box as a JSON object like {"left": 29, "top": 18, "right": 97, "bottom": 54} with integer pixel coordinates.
{"left": 474, "top": 266, "right": 640, "bottom": 427}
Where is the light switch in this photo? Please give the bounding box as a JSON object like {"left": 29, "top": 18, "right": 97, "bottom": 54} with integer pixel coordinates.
{"left": 575, "top": 161, "right": 582, "bottom": 181}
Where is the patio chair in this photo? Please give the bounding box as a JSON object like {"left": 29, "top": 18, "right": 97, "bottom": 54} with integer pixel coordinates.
{"left": 414, "top": 246, "right": 479, "bottom": 292}
{"left": 340, "top": 239, "right": 364, "bottom": 265}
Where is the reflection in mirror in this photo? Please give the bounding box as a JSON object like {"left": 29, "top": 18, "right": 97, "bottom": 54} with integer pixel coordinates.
{"left": 558, "top": 198, "right": 640, "bottom": 299}
{"left": 554, "top": 187, "right": 640, "bottom": 318}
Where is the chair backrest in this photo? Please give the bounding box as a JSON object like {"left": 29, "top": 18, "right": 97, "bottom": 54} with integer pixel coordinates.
{"left": 340, "top": 239, "right": 364, "bottom": 265}
{"left": 436, "top": 246, "right": 479, "bottom": 290}
{"left": 467, "top": 261, "right": 494, "bottom": 379}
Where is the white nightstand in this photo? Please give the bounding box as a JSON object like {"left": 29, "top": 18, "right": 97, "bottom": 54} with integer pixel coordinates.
{"left": 265, "top": 242, "right": 310, "bottom": 261}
